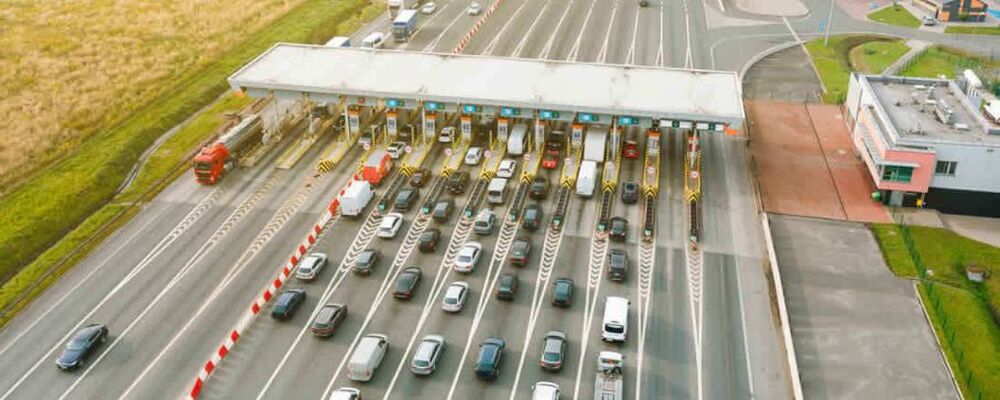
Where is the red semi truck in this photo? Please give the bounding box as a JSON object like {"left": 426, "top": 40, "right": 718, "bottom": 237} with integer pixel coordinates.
{"left": 192, "top": 114, "right": 263, "bottom": 184}
{"left": 361, "top": 150, "right": 393, "bottom": 185}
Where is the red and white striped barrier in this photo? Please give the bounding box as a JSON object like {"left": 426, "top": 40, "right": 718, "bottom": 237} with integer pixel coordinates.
{"left": 187, "top": 176, "right": 359, "bottom": 400}
{"left": 452, "top": 0, "right": 506, "bottom": 54}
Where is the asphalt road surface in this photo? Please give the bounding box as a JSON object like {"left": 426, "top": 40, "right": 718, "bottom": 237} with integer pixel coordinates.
{"left": 0, "top": 0, "right": 817, "bottom": 399}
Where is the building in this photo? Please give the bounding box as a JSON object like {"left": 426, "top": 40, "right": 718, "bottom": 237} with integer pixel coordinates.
{"left": 844, "top": 73, "right": 1000, "bottom": 217}
{"left": 913, "top": 0, "right": 989, "bottom": 22}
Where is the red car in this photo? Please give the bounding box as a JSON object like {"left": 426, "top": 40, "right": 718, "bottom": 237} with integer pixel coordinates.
{"left": 622, "top": 140, "right": 639, "bottom": 159}
{"left": 541, "top": 149, "right": 559, "bottom": 169}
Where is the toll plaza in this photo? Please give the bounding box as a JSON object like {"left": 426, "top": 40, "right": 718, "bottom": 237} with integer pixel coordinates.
{"left": 228, "top": 44, "right": 744, "bottom": 242}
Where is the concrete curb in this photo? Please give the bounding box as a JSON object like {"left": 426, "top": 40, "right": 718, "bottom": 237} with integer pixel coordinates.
{"left": 911, "top": 282, "right": 966, "bottom": 400}
{"left": 760, "top": 213, "right": 805, "bottom": 400}
{"left": 739, "top": 39, "right": 806, "bottom": 80}
{"left": 185, "top": 176, "right": 358, "bottom": 399}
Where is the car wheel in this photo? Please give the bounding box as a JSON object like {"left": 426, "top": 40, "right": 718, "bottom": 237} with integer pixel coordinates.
{"left": 101, "top": 334, "right": 108, "bottom": 344}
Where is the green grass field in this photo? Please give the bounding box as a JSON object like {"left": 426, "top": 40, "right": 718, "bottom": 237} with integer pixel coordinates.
{"left": 898, "top": 46, "right": 998, "bottom": 79}
{"left": 848, "top": 40, "right": 910, "bottom": 74}
{"left": 805, "top": 35, "right": 901, "bottom": 103}
{"left": 945, "top": 25, "right": 1000, "bottom": 35}
{"left": 867, "top": 6, "right": 922, "bottom": 28}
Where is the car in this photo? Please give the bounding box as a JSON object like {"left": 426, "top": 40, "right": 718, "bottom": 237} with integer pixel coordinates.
{"left": 609, "top": 217, "right": 628, "bottom": 242}
{"left": 541, "top": 149, "right": 559, "bottom": 169}
{"left": 411, "top": 334, "right": 446, "bottom": 375}
{"left": 465, "top": 146, "right": 484, "bottom": 165}
{"left": 497, "top": 159, "right": 517, "bottom": 178}
{"left": 409, "top": 169, "right": 429, "bottom": 188}
{"left": 442, "top": 281, "right": 470, "bottom": 312}
{"left": 473, "top": 209, "right": 497, "bottom": 235}
{"left": 607, "top": 249, "right": 629, "bottom": 282}
{"left": 509, "top": 237, "right": 531, "bottom": 266}
{"left": 394, "top": 267, "right": 423, "bottom": 299}
{"left": 361, "top": 31, "right": 385, "bottom": 49}
{"left": 922, "top": 15, "right": 938, "bottom": 26}
{"left": 622, "top": 140, "right": 639, "bottom": 159}
{"left": 621, "top": 181, "right": 639, "bottom": 204}
{"left": 327, "top": 387, "right": 362, "bottom": 400}
{"left": 56, "top": 323, "right": 108, "bottom": 370}
{"left": 295, "top": 252, "right": 328, "bottom": 281}
{"left": 496, "top": 273, "right": 519, "bottom": 300}
{"left": 358, "top": 133, "right": 373, "bottom": 148}
{"left": 354, "top": 249, "right": 381, "bottom": 274}
{"left": 432, "top": 199, "right": 454, "bottom": 222}
{"left": 421, "top": 1, "right": 437, "bottom": 14}
{"left": 418, "top": 228, "right": 441, "bottom": 253}
{"left": 545, "top": 137, "right": 562, "bottom": 151}
{"left": 474, "top": 337, "right": 506, "bottom": 379}
{"left": 532, "top": 382, "right": 561, "bottom": 400}
{"left": 454, "top": 242, "right": 482, "bottom": 273}
{"left": 447, "top": 170, "right": 470, "bottom": 194}
{"left": 538, "top": 330, "right": 567, "bottom": 371}
{"left": 387, "top": 141, "right": 406, "bottom": 159}
{"left": 271, "top": 288, "right": 306, "bottom": 320}
{"left": 311, "top": 303, "right": 348, "bottom": 337}
{"left": 551, "top": 278, "right": 574, "bottom": 307}
{"left": 378, "top": 213, "right": 404, "bottom": 238}
{"left": 395, "top": 187, "right": 420, "bottom": 211}
{"left": 522, "top": 203, "right": 543, "bottom": 231}
{"left": 529, "top": 176, "right": 550, "bottom": 200}
{"left": 467, "top": 2, "right": 483, "bottom": 15}
{"left": 439, "top": 126, "right": 456, "bottom": 143}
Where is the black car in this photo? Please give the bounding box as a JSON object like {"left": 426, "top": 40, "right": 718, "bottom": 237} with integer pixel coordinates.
{"left": 409, "top": 169, "right": 429, "bottom": 188}
{"left": 432, "top": 200, "right": 454, "bottom": 222}
{"left": 393, "top": 267, "right": 422, "bottom": 299}
{"left": 607, "top": 249, "right": 629, "bottom": 282}
{"left": 529, "top": 176, "right": 549, "bottom": 200}
{"left": 621, "top": 181, "right": 639, "bottom": 204}
{"left": 496, "top": 274, "right": 519, "bottom": 301}
{"left": 609, "top": 217, "right": 628, "bottom": 242}
{"left": 522, "top": 203, "right": 543, "bottom": 231}
{"left": 474, "top": 338, "right": 506, "bottom": 379}
{"left": 395, "top": 188, "right": 420, "bottom": 211}
{"left": 354, "top": 249, "right": 381, "bottom": 274}
{"left": 310, "top": 303, "right": 348, "bottom": 337}
{"left": 56, "top": 323, "right": 108, "bottom": 370}
{"left": 418, "top": 228, "right": 441, "bottom": 253}
{"left": 551, "top": 278, "right": 574, "bottom": 307}
{"left": 447, "top": 170, "right": 470, "bottom": 194}
{"left": 538, "top": 330, "right": 568, "bottom": 371}
{"left": 271, "top": 288, "right": 306, "bottom": 320}
{"left": 508, "top": 237, "right": 532, "bottom": 267}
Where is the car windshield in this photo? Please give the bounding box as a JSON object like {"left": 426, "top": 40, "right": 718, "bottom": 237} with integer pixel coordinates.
{"left": 606, "top": 324, "right": 625, "bottom": 334}
{"left": 316, "top": 307, "right": 337, "bottom": 322}
{"left": 555, "top": 283, "right": 570, "bottom": 296}
{"left": 458, "top": 254, "right": 472, "bottom": 263}
{"left": 612, "top": 219, "right": 626, "bottom": 229}
{"left": 358, "top": 252, "right": 373, "bottom": 264}
{"left": 397, "top": 274, "right": 416, "bottom": 289}
{"left": 67, "top": 336, "right": 89, "bottom": 351}
{"left": 542, "top": 350, "right": 561, "bottom": 362}
{"left": 525, "top": 209, "right": 537, "bottom": 218}
{"left": 420, "top": 232, "right": 435, "bottom": 241}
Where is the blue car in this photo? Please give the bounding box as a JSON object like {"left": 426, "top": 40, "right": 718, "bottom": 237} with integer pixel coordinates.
{"left": 474, "top": 337, "right": 506, "bottom": 379}
{"left": 271, "top": 289, "right": 307, "bottom": 320}
{"left": 56, "top": 324, "right": 108, "bottom": 370}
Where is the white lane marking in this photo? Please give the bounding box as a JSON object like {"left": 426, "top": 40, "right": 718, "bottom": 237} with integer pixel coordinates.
{"left": 594, "top": 0, "right": 618, "bottom": 63}
{"left": 625, "top": 1, "right": 641, "bottom": 65}
{"left": 399, "top": 3, "right": 453, "bottom": 50}
{"left": 424, "top": 6, "right": 469, "bottom": 52}
{"left": 687, "top": 241, "right": 704, "bottom": 400}
{"left": 0, "top": 203, "right": 167, "bottom": 359}
{"left": 537, "top": 0, "right": 576, "bottom": 59}
{"left": 634, "top": 219, "right": 657, "bottom": 399}
{"left": 656, "top": 0, "right": 665, "bottom": 67}
{"left": 511, "top": 0, "right": 552, "bottom": 57}
{"left": 567, "top": 0, "right": 601, "bottom": 62}
{"left": 685, "top": 1, "right": 694, "bottom": 68}
{"left": 571, "top": 227, "right": 608, "bottom": 399}
{"left": 0, "top": 187, "right": 222, "bottom": 400}
{"left": 482, "top": 0, "right": 531, "bottom": 55}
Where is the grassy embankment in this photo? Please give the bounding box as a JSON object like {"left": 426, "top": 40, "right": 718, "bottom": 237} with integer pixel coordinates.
{"left": 867, "top": 5, "right": 922, "bottom": 28}
{"left": 0, "top": 0, "right": 383, "bottom": 328}
{"left": 945, "top": 25, "right": 1000, "bottom": 35}
{"left": 898, "top": 45, "right": 999, "bottom": 79}
{"left": 848, "top": 40, "right": 911, "bottom": 74}
{"left": 871, "top": 225, "right": 1000, "bottom": 399}
{"left": 804, "top": 35, "right": 908, "bottom": 103}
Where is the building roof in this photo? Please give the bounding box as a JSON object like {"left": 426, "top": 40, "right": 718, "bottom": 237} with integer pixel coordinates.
{"left": 228, "top": 44, "right": 745, "bottom": 127}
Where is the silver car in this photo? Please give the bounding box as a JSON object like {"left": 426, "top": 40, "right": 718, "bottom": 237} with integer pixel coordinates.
{"left": 295, "top": 253, "right": 328, "bottom": 281}
{"left": 442, "top": 281, "right": 470, "bottom": 312}
{"left": 410, "top": 334, "right": 445, "bottom": 375}
{"left": 377, "top": 213, "right": 404, "bottom": 239}
{"left": 454, "top": 242, "right": 482, "bottom": 273}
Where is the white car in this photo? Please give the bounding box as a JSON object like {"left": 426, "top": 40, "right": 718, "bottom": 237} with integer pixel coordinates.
{"left": 531, "top": 382, "right": 560, "bottom": 400}
{"left": 442, "top": 281, "right": 470, "bottom": 312}
{"left": 421, "top": 2, "right": 437, "bottom": 14}
{"left": 387, "top": 141, "right": 406, "bottom": 159}
{"left": 464, "top": 147, "right": 484, "bottom": 166}
{"left": 454, "top": 242, "right": 482, "bottom": 273}
{"left": 295, "top": 253, "right": 328, "bottom": 281}
{"left": 377, "top": 213, "right": 405, "bottom": 239}
{"left": 497, "top": 159, "right": 517, "bottom": 178}
{"left": 328, "top": 387, "right": 361, "bottom": 400}
{"left": 468, "top": 2, "right": 482, "bottom": 15}
{"left": 439, "top": 126, "right": 455, "bottom": 143}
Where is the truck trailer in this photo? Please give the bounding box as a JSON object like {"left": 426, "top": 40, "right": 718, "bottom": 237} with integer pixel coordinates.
{"left": 392, "top": 10, "right": 418, "bottom": 42}
{"left": 388, "top": 0, "right": 421, "bottom": 17}
{"left": 192, "top": 114, "right": 263, "bottom": 184}
{"left": 584, "top": 127, "right": 608, "bottom": 162}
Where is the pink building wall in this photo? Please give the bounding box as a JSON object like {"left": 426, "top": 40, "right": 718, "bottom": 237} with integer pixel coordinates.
{"left": 853, "top": 108, "right": 936, "bottom": 193}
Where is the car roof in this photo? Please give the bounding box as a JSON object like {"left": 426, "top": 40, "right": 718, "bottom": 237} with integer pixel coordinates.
{"left": 445, "top": 284, "right": 466, "bottom": 297}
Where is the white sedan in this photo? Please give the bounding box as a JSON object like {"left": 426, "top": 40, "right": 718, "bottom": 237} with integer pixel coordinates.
{"left": 497, "top": 159, "right": 517, "bottom": 178}
{"left": 421, "top": 2, "right": 437, "bottom": 14}
{"left": 442, "top": 281, "right": 470, "bottom": 312}
{"left": 453, "top": 242, "right": 482, "bottom": 273}
{"left": 294, "top": 253, "right": 328, "bottom": 281}
{"left": 464, "top": 147, "right": 484, "bottom": 166}
{"left": 467, "top": 2, "right": 482, "bottom": 15}
{"left": 377, "top": 213, "right": 404, "bottom": 239}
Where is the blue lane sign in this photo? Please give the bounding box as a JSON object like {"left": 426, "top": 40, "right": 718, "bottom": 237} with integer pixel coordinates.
{"left": 425, "top": 101, "right": 442, "bottom": 111}
{"left": 386, "top": 99, "right": 404, "bottom": 108}
{"left": 500, "top": 107, "right": 521, "bottom": 117}
{"left": 539, "top": 110, "right": 560, "bottom": 119}
{"left": 618, "top": 116, "right": 639, "bottom": 125}
{"left": 463, "top": 104, "right": 481, "bottom": 113}
{"left": 578, "top": 113, "right": 598, "bottom": 122}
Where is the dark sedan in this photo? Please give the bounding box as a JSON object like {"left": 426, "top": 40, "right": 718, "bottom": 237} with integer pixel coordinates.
{"left": 418, "top": 228, "right": 441, "bottom": 253}
{"left": 609, "top": 217, "right": 628, "bottom": 242}
{"left": 509, "top": 237, "right": 532, "bottom": 266}
{"left": 393, "top": 267, "right": 423, "bottom": 299}
{"left": 271, "top": 288, "right": 306, "bottom": 320}
{"left": 621, "top": 181, "right": 639, "bottom": 204}
{"left": 56, "top": 323, "right": 108, "bottom": 370}
{"left": 522, "top": 203, "right": 543, "bottom": 232}
{"left": 496, "top": 274, "right": 519, "bottom": 301}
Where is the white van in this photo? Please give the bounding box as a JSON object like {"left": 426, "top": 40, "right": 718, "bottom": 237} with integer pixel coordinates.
{"left": 507, "top": 123, "right": 529, "bottom": 155}
{"left": 361, "top": 32, "right": 385, "bottom": 49}
{"left": 601, "top": 296, "right": 629, "bottom": 343}
{"left": 487, "top": 177, "right": 509, "bottom": 205}
{"left": 324, "top": 36, "right": 351, "bottom": 47}
{"left": 340, "top": 180, "right": 373, "bottom": 217}
{"left": 348, "top": 333, "right": 389, "bottom": 381}
{"left": 576, "top": 160, "right": 598, "bottom": 198}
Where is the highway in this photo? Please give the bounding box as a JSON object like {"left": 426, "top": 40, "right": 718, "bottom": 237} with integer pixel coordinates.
{"left": 0, "top": 0, "right": 794, "bottom": 399}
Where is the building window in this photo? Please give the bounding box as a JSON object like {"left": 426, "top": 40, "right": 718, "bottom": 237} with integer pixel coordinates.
{"left": 935, "top": 161, "right": 957, "bottom": 176}
{"left": 881, "top": 165, "right": 913, "bottom": 183}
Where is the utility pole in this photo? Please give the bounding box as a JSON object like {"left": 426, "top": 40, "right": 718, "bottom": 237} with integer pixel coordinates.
{"left": 824, "top": 0, "right": 836, "bottom": 46}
